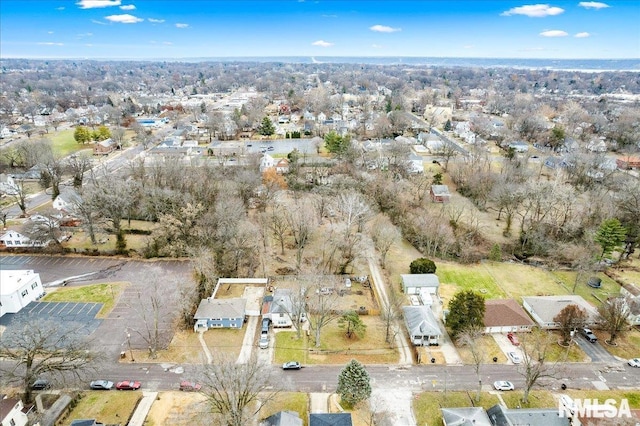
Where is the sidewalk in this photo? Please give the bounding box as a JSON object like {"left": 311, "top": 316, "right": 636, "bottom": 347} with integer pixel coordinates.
{"left": 127, "top": 391, "right": 158, "bottom": 426}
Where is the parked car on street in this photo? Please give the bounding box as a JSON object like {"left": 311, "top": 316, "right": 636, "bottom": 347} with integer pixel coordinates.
{"left": 507, "top": 351, "right": 522, "bottom": 364}
{"left": 90, "top": 380, "right": 114, "bottom": 390}
{"left": 31, "top": 379, "right": 50, "bottom": 390}
{"left": 493, "top": 381, "right": 515, "bottom": 391}
{"left": 507, "top": 332, "right": 520, "bottom": 346}
{"left": 282, "top": 361, "right": 302, "bottom": 370}
{"left": 115, "top": 380, "right": 141, "bottom": 390}
{"left": 179, "top": 381, "right": 202, "bottom": 391}
{"left": 628, "top": 358, "right": 640, "bottom": 367}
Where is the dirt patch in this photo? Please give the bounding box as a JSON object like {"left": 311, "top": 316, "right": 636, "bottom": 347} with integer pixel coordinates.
{"left": 146, "top": 391, "right": 208, "bottom": 426}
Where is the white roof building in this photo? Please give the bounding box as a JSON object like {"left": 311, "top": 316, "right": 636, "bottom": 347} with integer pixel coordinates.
{"left": 0, "top": 270, "right": 44, "bottom": 317}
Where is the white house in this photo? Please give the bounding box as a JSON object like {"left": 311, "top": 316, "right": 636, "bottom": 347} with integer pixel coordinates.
{"left": 0, "top": 174, "right": 17, "bottom": 195}
{"left": 53, "top": 188, "right": 82, "bottom": 214}
{"left": 0, "top": 395, "right": 29, "bottom": 426}
{"left": 402, "top": 305, "right": 442, "bottom": 346}
{"left": 401, "top": 274, "right": 440, "bottom": 296}
{"left": 522, "top": 295, "right": 598, "bottom": 329}
{"left": 0, "top": 270, "right": 44, "bottom": 317}
{"left": 0, "top": 230, "right": 48, "bottom": 248}
{"left": 259, "top": 153, "right": 275, "bottom": 172}
{"left": 407, "top": 154, "right": 424, "bottom": 174}
{"left": 264, "top": 288, "right": 295, "bottom": 328}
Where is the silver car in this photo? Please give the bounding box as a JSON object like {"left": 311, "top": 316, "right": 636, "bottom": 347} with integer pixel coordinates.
{"left": 507, "top": 351, "right": 522, "bottom": 364}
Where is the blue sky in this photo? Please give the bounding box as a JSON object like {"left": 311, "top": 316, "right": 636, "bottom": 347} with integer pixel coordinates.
{"left": 1, "top": 1, "right": 638, "bottom": 59}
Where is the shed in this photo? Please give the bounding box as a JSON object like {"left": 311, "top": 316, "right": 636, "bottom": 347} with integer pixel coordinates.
{"left": 401, "top": 274, "right": 440, "bottom": 296}
{"left": 430, "top": 185, "right": 451, "bottom": 203}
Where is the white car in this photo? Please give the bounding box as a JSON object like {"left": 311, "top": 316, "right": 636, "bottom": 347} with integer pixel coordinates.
{"left": 628, "top": 358, "right": 640, "bottom": 367}
{"left": 493, "top": 381, "right": 515, "bottom": 391}
{"left": 507, "top": 351, "right": 522, "bottom": 364}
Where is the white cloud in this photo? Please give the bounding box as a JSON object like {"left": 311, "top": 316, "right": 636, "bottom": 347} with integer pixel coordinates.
{"left": 105, "top": 14, "right": 143, "bottom": 23}
{"left": 56, "top": 6, "right": 65, "bottom": 10}
{"left": 501, "top": 4, "right": 564, "bottom": 17}
{"left": 48, "top": 31, "right": 54, "bottom": 34}
{"left": 312, "top": 40, "right": 333, "bottom": 47}
{"left": 120, "top": 4, "right": 136, "bottom": 10}
{"left": 371, "top": 44, "right": 383, "bottom": 49}
{"left": 370, "top": 24, "right": 401, "bottom": 33}
{"left": 540, "top": 29, "right": 568, "bottom": 37}
{"left": 575, "top": 32, "right": 590, "bottom": 37}
{"left": 578, "top": 1, "right": 610, "bottom": 9}
{"left": 148, "top": 18, "right": 165, "bottom": 23}
{"left": 464, "top": 45, "right": 474, "bottom": 49}
{"left": 37, "top": 42, "right": 64, "bottom": 46}
{"left": 163, "top": 41, "right": 173, "bottom": 45}
{"left": 175, "top": 23, "right": 189, "bottom": 28}
{"left": 77, "top": 0, "right": 121, "bottom": 9}
{"left": 77, "top": 32, "right": 94, "bottom": 37}
{"left": 91, "top": 19, "right": 108, "bottom": 25}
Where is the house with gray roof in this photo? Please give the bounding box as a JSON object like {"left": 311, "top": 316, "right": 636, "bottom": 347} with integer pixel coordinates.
{"left": 193, "top": 297, "right": 246, "bottom": 331}
{"left": 309, "top": 413, "right": 352, "bottom": 426}
{"left": 402, "top": 305, "right": 442, "bottom": 346}
{"left": 401, "top": 274, "right": 440, "bottom": 296}
{"left": 264, "top": 288, "right": 295, "bottom": 328}
{"left": 486, "top": 404, "right": 570, "bottom": 426}
{"left": 261, "top": 410, "right": 303, "bottom": 426}
{"left": 441, "top": 407, "right": 492, "bottom": 426}
{"left": 522, "top": 295, "right": 598, "bottom": 329}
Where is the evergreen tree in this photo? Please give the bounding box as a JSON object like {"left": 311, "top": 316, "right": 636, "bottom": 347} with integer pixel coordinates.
{"left": 446, "top": 290, "right": 485, "bottom": 338}
{"left": 336, "top": 359, "right": 371, "bottom": 406}
{"left": 432, "top": 172, "right": 443, "bottom": 185}
{"left": 324, "top": 131, "right": 351, "bottom": 156}
{"left": 444, "top": 119, "right": 452, "bottom": 131}
{"left": 258, "top": 116, "right": 275, "bottom": 136}
{"left": 409, "top": 257, "right": 437, "bottom": 274}
{"left": 595, "top": 218, "right": 627, "bottom": 260}
{"left": 338, "top": 311, "right": 366, "bottom": 339}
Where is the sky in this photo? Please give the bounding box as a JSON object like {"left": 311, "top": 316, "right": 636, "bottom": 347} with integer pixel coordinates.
{"left": 0, "top": 0, "right": 638, "bottom": 60}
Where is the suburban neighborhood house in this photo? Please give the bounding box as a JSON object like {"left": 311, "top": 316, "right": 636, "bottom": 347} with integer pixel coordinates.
{"left": 193, "top": 298, "right": 247, "bottom": 331}
{"left": 430, "top": 185, "right": 451, "bottom": 203}
{"left": 262, "top": 288, "right": 295, "bottom": 328}
{"left": 0, "top": 229, "right": 48, "bottom": 248}
{"left": 92, "top": 138, "right": 116, "bottom": 155}
{"left": 620, "top": 283, "right": 640, "bottom": 326}
{"left": 52, "top": 188, "right": 82, "bottom": 215}
{"left": 0, "top": 395, "right": 30, "bottom": 426}
{"left": 483, "top": 299, "right": 535, "bottom": 334}
{"left": 402, "top": 305, "right": 442, "bottom": 346}
{"left": 0, "top": 270, "right": 44, "bottom": 318}
{"left": 522, "top": 295, "right": 598, "bottom": 329}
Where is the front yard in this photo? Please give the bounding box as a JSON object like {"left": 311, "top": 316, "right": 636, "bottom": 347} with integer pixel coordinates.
{"left": 59, "top": 391, "right": 140, "bottom": 426}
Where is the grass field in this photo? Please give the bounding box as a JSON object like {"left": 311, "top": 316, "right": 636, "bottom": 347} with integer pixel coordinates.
{"left": 437, "top": 261, "right": 506, "bottom": 302}
{"left": 593, "top": 328, "right": 640, "bottom": 359}
{"left": 457, "top": 335, "right": 507, "bottom": 364}
{"left": 60, "top": 392, "right": 141, "bottom": 426}
{"left": 260, "top": 393, "right": 309, "bottom": 426}
{"left": 42, "top": 282, "right": 127, "bottom": 318}
{"left": 413, "top": 391, "right": 502, "bottom": 426}
{"left": 44, "top": 129, "right": 92, "bottom": 157}
{"left": 551, "top": 270, "right": 622, "bottom": 304}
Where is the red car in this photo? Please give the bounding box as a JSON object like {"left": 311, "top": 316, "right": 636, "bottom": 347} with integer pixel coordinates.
{"left": 507, "top": 333, "right": 520, "bottom": 346}
{"left": 179, "top": 381, "right": 202, "bottom": 392}
{"left": 116, "top": 380, "right": 141, "bottom": 390}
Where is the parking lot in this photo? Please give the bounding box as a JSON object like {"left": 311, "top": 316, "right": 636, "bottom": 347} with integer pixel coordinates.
{"left": 0, "top": 301, "right": 103, "bottom": 337}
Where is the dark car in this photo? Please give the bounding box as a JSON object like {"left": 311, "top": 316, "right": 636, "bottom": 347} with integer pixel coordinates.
{"left": 90, "top": 380, "right": 114, "bottom": 390}
{"left": 31, "top": 379, "right": 50, "bottom": 390}
{"left": 115, "top": 380, "right": 141, "bottom": 390}
{"left": 282, "top": 361, "right": 302, "bottom": 370}
{"left": 261, "top": 318, "right": 271, "bottom": 333}
{"left": 582, "top": 328, "right": 598, "bottom": 343}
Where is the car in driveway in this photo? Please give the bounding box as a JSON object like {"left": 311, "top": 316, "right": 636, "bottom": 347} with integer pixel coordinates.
{"left": 493, "top": 381, "right": 515, "bottom": 391}
{"left": 507, "top": 332, "right": 520, "bottom": 346}
{"left": 628, "top": 358, "right": 640, "bottom": 367}
{"left": 179, "top": 381, "right": 202, "bottom": 391}
{"left": 282, "top": 361, "right": 302, "bottom": 370}
{"left": 507, "top": 351, "right": 522, "bottom": 364}
{"left": 581, "top": 328, "right": 598, "bottom": 343}
{"left": 31, "top": 379, "right": 50, "bottom": 390}
{"left": 90, "top": 380, "right": 114, "bottom": 390}
{"left": 115, "top": 380, "right": 141, "bottom": 390}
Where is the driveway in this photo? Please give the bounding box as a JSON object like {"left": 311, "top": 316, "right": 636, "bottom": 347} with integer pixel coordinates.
{"left": 574, "top": 335, "right": 618, "bottom": 363}
{"left": 492, "top": 333, "right": 524, "bottom": 365}
{"left": 0, "top": 301, "right": 102, "bottom": 337}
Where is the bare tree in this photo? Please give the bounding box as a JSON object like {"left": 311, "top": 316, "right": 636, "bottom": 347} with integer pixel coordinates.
{"left": 8, "top": 178, "right": 29, "bottom": 217}
{"left": 456, "top": 326, "right": 484, "bottom": 402}
{"left": 200, "top": 355, "right": 279, "bottom": 426}
{"left": 66, "top": 152, "right": 93, "bottom": 189}
{"left": 518, "top": 330, "right": 559, "bottom": 404}
{"left": 22, "top": 210, "right": 63, "bottom": 252}
{"left": 111, "top": 126, "right": 126, "bottom": 149}
{"left": 380, "top": 286, "right": 402, "bottom": 345}
{"left": 370, "top": 219, "right": 400, "bottom": 269}
{"left": 597, "top": 298, "right": 631, "bottom": 345}
{"left": 0, "top": 318, "right": 97, "bottom": 403}
{"left": 267, "top": 204, "right": 290, "bottom": 255}
{"left": 129, "top": 268, "right": 178, "bottom": 359}
{"left": 306, "top": 276, "right": 341, "bottom": 347}
{"left": 285, "top": 201, "right": 315, "bottom": 270}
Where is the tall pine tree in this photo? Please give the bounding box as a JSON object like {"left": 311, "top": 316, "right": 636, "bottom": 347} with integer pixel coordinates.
{"left": 336, "top": 359, "right": 371, "bottom": 406}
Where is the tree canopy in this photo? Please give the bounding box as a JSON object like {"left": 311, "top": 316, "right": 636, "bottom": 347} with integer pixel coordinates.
{"left": 258, "top": 116, "right": 275, "bottom": 136}
{"left": 409, "top": 257, "right": 437, "bottom": 274}
{"left": 553, "top": 304, "right": 587, "bottom": 346}
{"left": 324, "top": 131, "right": 351, "bottom": 155}
{"left": 338, "top": 310, "right": 367, "bottom": 339}
{"left": 446, "top": 290, "right": 485, "bottom": 338}
{"left": 595, "top": 218, "right": 627, "bottom": 260}
{"left": 336, "top": 359, "right": 371, "bottom": 406}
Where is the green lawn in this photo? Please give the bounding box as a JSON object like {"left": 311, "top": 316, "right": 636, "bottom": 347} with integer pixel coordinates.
{"left": 42, "top": 282, "right": 127, "bottom": 318}
{"left": 501, "top": 390, "right": 558, "bottom": 408}
{"left": 260, "top": 393, "right": 309, "bottom": 426}
{"left": 437, "top": 261, "right": 506, "bottom": 302}
{"left": 44, "top": 129, "right": 92, "bottom": 157}
{"left": 413, "top": 391, "right": 502, "bottom": 426}
{"left": 551, "top": 270, "right": 621, "bottom": 304}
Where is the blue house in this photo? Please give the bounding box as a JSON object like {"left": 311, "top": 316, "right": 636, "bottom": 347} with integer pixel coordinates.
{"left": 193, "top": 297, "right": 246, "bottom": 331}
